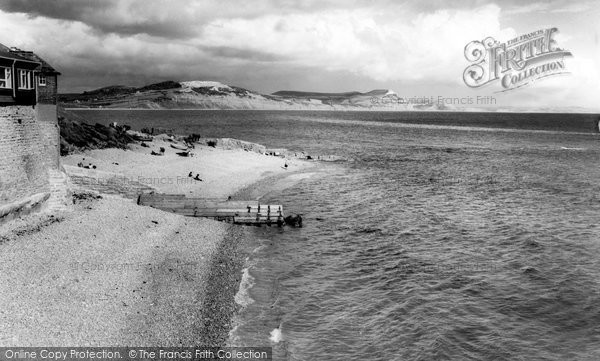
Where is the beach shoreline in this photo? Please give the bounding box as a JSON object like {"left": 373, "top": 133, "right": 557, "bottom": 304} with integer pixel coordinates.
{"left": 0, "top": 134, "right": 320, "bottom": 347}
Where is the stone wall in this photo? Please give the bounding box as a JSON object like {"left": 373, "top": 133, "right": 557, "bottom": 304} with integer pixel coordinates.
{"left": 0, "top": 104, "right": 66, "bottom": 223}
{"left": 35, "top": 104, "right": 60, "bottom": 169}
{"left": 37, "top": 75, "right": 58, "bottom": 105}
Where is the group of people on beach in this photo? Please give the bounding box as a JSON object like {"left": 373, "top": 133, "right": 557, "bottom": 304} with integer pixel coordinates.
{"left": 150, "top": 147, "right": 166, "bottom": 156}
{"left": 77, "top": 158, "right": 97, "bottom": 169}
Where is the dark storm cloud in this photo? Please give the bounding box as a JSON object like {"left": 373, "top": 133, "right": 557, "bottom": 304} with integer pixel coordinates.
{"left": 0, "top": 0, "right": 595, "bottom": 108}
{"left": 0, "top": 0, "right": 394, "bottom": 39}
{"left": 0, "top": 0, "right": 110, "bottom": 20}
{"left": 0, "top": 0, "right": 589, "bottom": 40}
{"left": 0, "top": 0, "right": 197, "bottom": 38}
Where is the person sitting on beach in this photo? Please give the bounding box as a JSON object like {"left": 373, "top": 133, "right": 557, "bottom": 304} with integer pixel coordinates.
{"left": 194, "top": 174, "right": 203, "bottom": 181}
{"left": 188, "top": 171, "right": 193, "bottom": 177}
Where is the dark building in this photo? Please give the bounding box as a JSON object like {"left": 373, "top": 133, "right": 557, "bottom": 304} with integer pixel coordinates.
{"left": 0, "top": 43, "right": 67, "bottom": 223}
{"left": 0, "top": 43, "right": 60, "bottom": 106}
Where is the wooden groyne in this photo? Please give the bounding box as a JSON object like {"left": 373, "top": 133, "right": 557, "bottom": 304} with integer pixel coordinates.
{"left": 137, "top": 193, "right": 285, "bottom": 226}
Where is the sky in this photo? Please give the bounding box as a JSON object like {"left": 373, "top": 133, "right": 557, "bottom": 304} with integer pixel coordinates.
{"left": 0, "top": 0, "right": 598, "bottom": 110}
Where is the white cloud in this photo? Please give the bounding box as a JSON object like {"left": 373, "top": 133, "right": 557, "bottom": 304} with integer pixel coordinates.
{"left": 0, "top": 10, "right": 206, "bottom": 75}
{"left": 550, "top": 2, "right": 594, "bottom": 13}
{"left": 1, "top": 4, "right": 517, "bottom": 86}
{"left": 504, "top": 3, "right": 550, "bottom": 15}
{"left": 201, "top": 5, "right": 515, "bottom": 83}
{"left": 0, "top": 2, "right": 597, "bottom": 109}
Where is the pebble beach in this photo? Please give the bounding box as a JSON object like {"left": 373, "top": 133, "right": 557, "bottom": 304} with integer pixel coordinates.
{"left": 0, "top": 135, "right": 314, "bottom": 346}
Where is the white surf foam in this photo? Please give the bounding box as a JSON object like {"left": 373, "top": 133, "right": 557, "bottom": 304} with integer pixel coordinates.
{"left": 234, "top": 267, "right": 255, "bottom": 307}
{"left": 253, "top": 244, "right": 268, "bottom": 253}
{"left": 270, "top": 326, "right": 283, "bottom": 343}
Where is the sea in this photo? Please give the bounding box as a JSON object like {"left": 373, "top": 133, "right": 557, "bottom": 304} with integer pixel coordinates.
{"left": 73, "top": 110, "right": 600, "bottom": 360}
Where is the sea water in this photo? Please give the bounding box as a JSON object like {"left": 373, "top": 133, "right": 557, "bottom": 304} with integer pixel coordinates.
{"left": 74, "top": 110, "right": 600, "bottom": 360}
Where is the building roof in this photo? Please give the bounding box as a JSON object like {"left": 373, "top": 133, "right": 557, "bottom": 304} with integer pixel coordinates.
{"left": 0, "top": 43, "right": 60, "bottom": 75}
{"left": 0, "top": 43, "right": 38, "bottom": 63}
